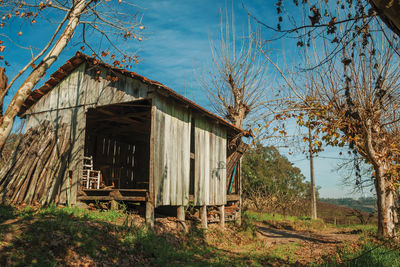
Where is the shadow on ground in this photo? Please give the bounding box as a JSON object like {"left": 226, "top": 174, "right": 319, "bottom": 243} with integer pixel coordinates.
{"left": 0, "top": 204, "right": 304, "bottom": 266}
{"left": 257, "top": 225, "right": 341, "bottom": 244}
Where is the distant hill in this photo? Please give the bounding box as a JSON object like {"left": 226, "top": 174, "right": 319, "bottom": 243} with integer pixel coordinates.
{"left": 272, "top": 199, "right": 378, "bottom": 225}
{"left": 319, "top": 197, "right": 376, "bottom": 214}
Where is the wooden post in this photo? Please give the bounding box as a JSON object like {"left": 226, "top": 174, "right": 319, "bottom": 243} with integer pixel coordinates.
{"left": 110, "top": 199, "right": 118, "bottom": 210}
{"left": 237, "top": 158, "right": 242, "bottom": 226}
{"left": 147, "top": 104, "right": 155, "bottom": 229}
{"left": 309, "top": 126, "right": 317, "bottom": 219}
{"left": 200, "top": 205, "right": 208, "bottom": 229}
{"left": 177, "top": 205, "right": 185, "bottom": 221}
{"left": 146, "top": 201, "right": 154, "bottom": 228}
{"left": 177, "top": 205, "right": 187, "bottom": 232}
{"left": 219, "top": 205, "right": 225, "bottom": 228}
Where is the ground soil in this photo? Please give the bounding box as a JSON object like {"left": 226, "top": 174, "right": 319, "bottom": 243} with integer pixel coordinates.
{"left": 254, "top": 222, "right": 361, "bottom": 265}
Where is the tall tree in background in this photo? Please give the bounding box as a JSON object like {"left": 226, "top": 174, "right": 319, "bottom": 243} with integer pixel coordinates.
{"left": 199, "top": 8, "right": 270, "bottom": 131}
{"left": 0, "top": 0, "right": 144, "bottom": 151}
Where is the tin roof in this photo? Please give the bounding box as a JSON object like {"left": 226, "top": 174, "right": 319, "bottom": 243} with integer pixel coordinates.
{"left": 20, "top": 52, "right": 247, "bottom": 134}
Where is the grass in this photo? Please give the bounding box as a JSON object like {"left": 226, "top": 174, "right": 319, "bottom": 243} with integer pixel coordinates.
{"left": 331, "top": 223, "right": 377, "bottom": 233}
{"left": 318, "top": 240, "right": 400, "bottom": 267}
{"left": 0, "top": 204, "right": 276, "bottom": 266}
{"left": 0, "top": 204, "right": 395, "bottom": 266}
{"left": 245, "top": 210, "right": 327, "bottom": 231}
{"left": 270, "top": 242, "right": 301, "bottom": 264}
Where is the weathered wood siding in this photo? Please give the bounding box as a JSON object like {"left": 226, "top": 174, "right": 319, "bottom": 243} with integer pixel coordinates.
{"left": 23, "top": 61, "right": 231, "bottom": 207}
{"left": 25, "top": 63, "right": 86, "bottom": 129}
{"left": 152, "top": 95, "right": 191, "bottom": 207}
{"left": 82, "top": 65, "right": 149, "bottom": 107}
{"left": 24, "top": 62, "right": 151, "bottom": 205}
{"left": 24, "top": 64, "right": 86, "bottom": 205}
{"left": 194, "top": 116, "right": 227, "bottom": 206}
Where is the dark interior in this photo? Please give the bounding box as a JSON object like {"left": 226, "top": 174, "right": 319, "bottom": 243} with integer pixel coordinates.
{"left": 84, "top": 99, "right": 151, "bottom": 190}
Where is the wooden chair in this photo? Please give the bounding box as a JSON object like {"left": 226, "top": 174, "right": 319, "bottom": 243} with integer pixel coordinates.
{"left": 81, "top": 156, "right": 101, "bottom": 189}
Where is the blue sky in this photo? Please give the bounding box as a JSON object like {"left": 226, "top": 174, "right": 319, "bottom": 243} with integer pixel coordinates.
{"left": 1, "top": 0, "right": 373, "bottom": 198}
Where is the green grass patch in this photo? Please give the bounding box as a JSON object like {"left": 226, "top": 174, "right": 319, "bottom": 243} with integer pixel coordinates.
{"left": 270, "top": 242, "right": 300, "bottom": 263}
{"left": 245, "top": 210, "right": 326, "bottom": 231}
{"left": 331, "top": 223, "right": 377, "bottom": 233}
{"left": 319, "top": 241, "right": 400, "bottom": 267}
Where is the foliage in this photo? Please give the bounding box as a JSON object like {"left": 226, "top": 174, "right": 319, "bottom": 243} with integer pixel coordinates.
{"left": 242, "top": 144, "right": 313, "bottom": 214}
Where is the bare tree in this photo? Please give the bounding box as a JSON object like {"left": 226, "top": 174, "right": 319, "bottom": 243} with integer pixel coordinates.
{"left": 199, "top": 9, "right": 272, "bottom": 131}
{"left": 300, "top": 26, "right": 400, "bottom": 238}
{"left": 0, "top": 0, "right": 144, "bottom": 151}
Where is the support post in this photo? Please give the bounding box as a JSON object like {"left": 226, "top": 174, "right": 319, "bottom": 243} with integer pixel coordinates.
{"left": 177, "top": 205, "right": 185, "bottom": 221}
{"left": 219, "top": 205, "right": 225, "bottom": 228}
{"left": 200, "top": 205, "right": 208, "bottom": 229}
{"left": 110, "top": 199, "right": 118, "bottom": 210}
{"left": 177, "top": 205, "right": 187, "bottom": 232}
{"left": 147, "top": 104, "right": 155, "bottom": 229}
{"left": 237, "top": 158, "right": 243, "bottom": 226}
{"left": 309, "top": 126, "right": 317, "bottom": 219}
{"left": 146, "top": 201, "right": 154, "bottom": 228}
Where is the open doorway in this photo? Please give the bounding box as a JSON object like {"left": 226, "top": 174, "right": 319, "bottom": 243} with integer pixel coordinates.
{"left": 84, "top": 99, "right": 151, "bottom": 190}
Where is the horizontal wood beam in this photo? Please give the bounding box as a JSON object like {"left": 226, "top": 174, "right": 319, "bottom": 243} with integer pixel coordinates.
{"left": 78, "top": 195, "right": 146, "bottom": 202}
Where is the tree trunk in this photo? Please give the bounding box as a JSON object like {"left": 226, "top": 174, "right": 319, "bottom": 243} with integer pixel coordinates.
{"left": 0, "top": 0, "right": 88, "bottom": 151}
{"left": 0, "top": 68, "right": 7, "bottom": 116}
{"left": 375, "top": 164, "right": 398, "bottom": 238}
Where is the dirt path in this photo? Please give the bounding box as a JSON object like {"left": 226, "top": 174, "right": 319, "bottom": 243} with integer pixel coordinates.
{"left": 255, "top": 223, "right": 361, "bottom": 265}
{"left": 256, "top": 224, "right": 360, "bottom": 245}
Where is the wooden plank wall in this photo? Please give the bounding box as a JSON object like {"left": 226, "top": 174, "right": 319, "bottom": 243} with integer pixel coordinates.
{"left": 83, "top": 66, "right": 149, "bottom": 107}
{"left": 23, "top": 62, "right": 151, "bottom": 205}
{"left": 85, "top": 133, "right": 136, "bottom": 188}
{"left": 194, "top": 116, "right": 227, "bottom": 206}
{"left": 24, "top": 64, "right": 86, "bottom": 205}
{"left": 23, "top": 61, "right": 230, "bottom": 207}
{"left": 152, "top": 95, "right": 191, "bottom": 207}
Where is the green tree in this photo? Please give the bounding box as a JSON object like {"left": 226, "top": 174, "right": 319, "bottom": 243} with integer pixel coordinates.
{"left": 242, "top": 144, "right": 311, "bottom": 214}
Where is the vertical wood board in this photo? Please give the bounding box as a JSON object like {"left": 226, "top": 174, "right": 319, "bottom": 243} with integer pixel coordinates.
{"left": 194, "top": 117, "right": 227, "bottom": 206}
{"left": 152, "top": 95, "right": 191, "bottom": 207}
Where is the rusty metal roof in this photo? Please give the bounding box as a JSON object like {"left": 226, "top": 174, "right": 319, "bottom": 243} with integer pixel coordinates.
{"left": 20, "top": 52, "right": 247, "bottom": 134}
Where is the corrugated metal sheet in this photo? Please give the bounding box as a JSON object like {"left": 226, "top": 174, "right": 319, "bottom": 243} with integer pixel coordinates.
{"left": 194, "top": 116, "right": 227, "bottom": 206}
{"left": 152, "top": 95, "right": 191, "bottom": 207}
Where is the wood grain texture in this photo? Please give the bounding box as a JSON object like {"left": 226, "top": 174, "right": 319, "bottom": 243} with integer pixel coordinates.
{"left": 194, "top": 116, "right": 227, "bottom": 206}
{"left": 152, "top": 95, "right": 191, "bottom": 207}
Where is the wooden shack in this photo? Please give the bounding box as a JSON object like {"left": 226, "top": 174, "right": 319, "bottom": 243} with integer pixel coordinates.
{"left": 1, "top": 52, "right": 247, "bottom": 227}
